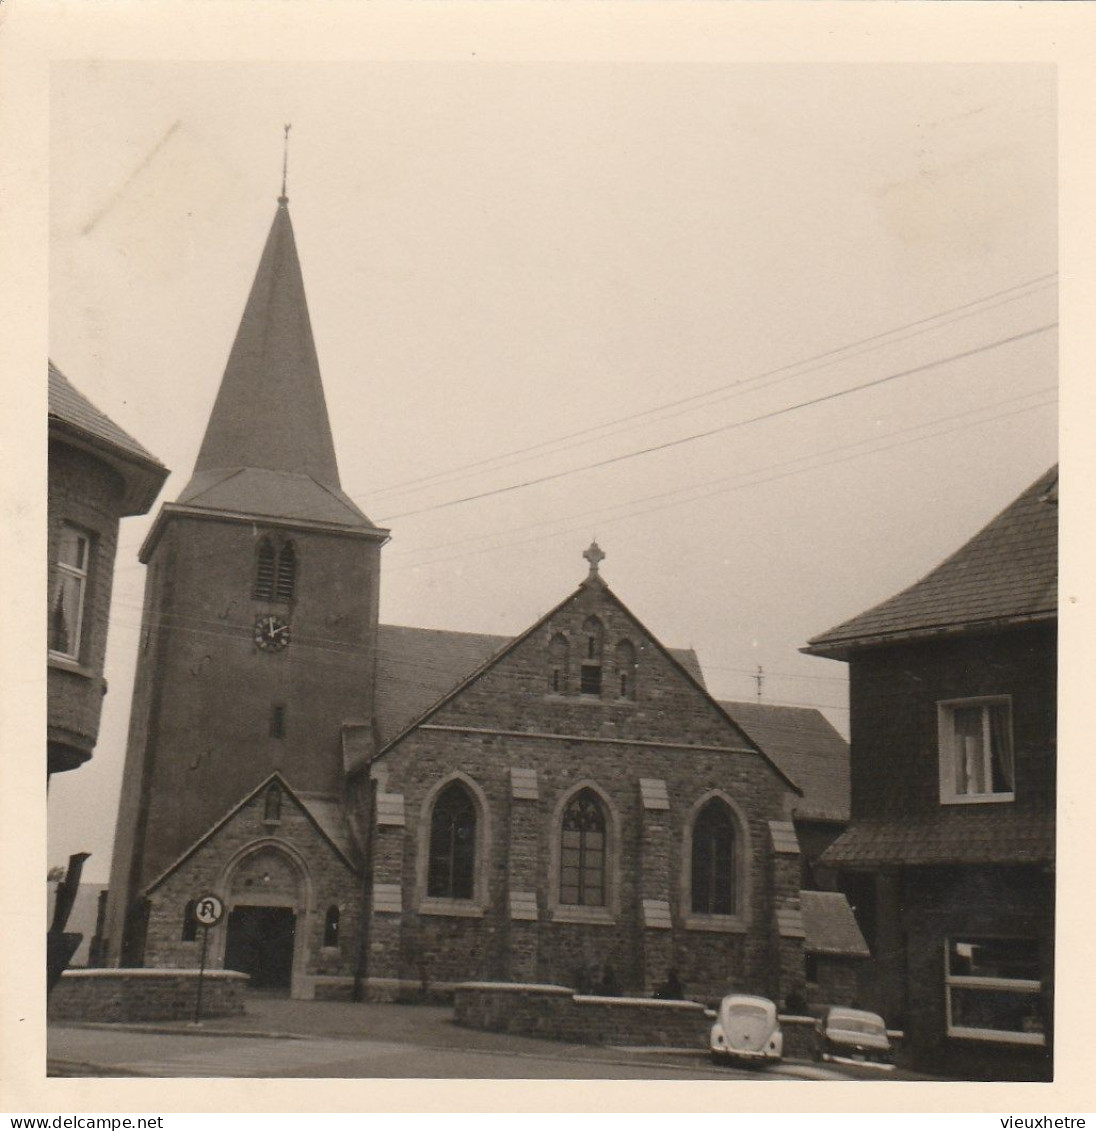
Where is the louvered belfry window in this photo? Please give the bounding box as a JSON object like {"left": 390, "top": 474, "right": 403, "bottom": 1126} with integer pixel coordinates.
{"left": 275, "top": 543, "right": 296, "bottom": 602}
{"left": 427, "top": 782, "right": 477, "bottom": 900}
{"left": 560, "top": 789, "right": 607, "bottom": 906}
{"left": 254, "top": 539, "right": 276, "bottom": 600}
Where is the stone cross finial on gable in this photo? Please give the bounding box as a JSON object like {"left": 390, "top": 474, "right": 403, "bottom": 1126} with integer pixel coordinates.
{"left": 583, "top": 540, "right": 605, "bottom": 577}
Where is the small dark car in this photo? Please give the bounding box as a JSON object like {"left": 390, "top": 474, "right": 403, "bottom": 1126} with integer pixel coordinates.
{"left": 819, "top": 1006, "right": 893, "bottom": 1067}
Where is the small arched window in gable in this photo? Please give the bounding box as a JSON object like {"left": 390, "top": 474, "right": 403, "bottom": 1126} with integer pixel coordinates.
{"left": 323, "top": 905, "right": 340, "bottom": 948}
{"left": 253, "top": 538, "right": 276, "bottom": 600}
{"left": 560, "top": 788, "right": 607, "bottom": 907}
{"left": 427, "top": 781, "right": 477, "bottom": 900}
{"left": 275, "top": 542, "right": 296, "bottom": 602}
{"left": 549, "top": 632, "right": 569, "bottom": 694}
{"left": 691, "top": 798, "right": 737, "bottom": 916}
{"left": 181, "top": 899, "right": 198, "bottom": 942}
{"left": 580, "top": 617, "right": 605, "bottom": 697}
{"left": 615, "top": 639, "right": 637, "bottom": 700}
{"left": 264, "top": 783, "right": 283, "bottom": 824}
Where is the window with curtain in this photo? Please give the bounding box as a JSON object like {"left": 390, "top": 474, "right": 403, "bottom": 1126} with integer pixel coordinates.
{"left": 50, "top": 524, "right": 91, "bottom": 659}
{"left": 614, "top": 639, "right": 637, "bottom": 700}
{"left": 253, "top": 538, "right": 276, "bottom": 600}
{"left": 559, "top": 789, "right": 607, "bottom": 906}
{"left": 939, "top": 698, "right": 1014, "bottom": 802}
{"left": 691, "top": 797, "right": 737, "bottom": 915}
{"left": 427, "top": 781, "right": 477, "bottom": 899}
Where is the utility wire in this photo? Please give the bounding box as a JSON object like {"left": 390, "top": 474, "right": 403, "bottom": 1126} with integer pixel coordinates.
{"left": 376, "top": 323, "right": 1058, "bottom": 523}
{"left": 356, "top": 272, "right": 1057, "bottom": 502}
{"left": 385, "top": 385, "right": 1055, "bottom": 563}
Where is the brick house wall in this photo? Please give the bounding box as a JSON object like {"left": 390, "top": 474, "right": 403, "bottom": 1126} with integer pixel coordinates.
{"left": 365, "top": 579, "right": 801, "bottom": 1003}
{"left": 47, "top": 442, "right": 125, "bottom": 772}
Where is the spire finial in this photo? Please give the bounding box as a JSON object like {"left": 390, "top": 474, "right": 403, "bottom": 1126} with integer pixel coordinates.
{"left": 583, "top": 540, "right": 606, "bottom": 578}
{"left": 279, "top": 123, "right": 292, "bottom": 205}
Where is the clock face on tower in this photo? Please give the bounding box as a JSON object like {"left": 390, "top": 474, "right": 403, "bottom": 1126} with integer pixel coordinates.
{"left": 254, "top": 614, "right": 291, "bottom": 652}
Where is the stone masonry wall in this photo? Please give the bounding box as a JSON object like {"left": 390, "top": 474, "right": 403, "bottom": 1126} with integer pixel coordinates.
{"left": 49, "top": 969, "right": 247, "bottom": 1023}
{"left": 371, "top": 578, "right": 797, "bottom": 1003}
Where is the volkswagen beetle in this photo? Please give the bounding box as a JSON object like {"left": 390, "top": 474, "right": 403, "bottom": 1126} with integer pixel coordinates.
{"left": 709, "top": 994, "right": 783, "bottom": 1066}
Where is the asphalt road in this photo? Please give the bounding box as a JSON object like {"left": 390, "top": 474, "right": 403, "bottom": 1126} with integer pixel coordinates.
{"left": 48, "top": 1025, "right": 852, "bottom": 1080}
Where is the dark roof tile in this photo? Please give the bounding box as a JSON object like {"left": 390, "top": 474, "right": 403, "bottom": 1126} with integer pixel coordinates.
{"left": 800, "top": 890, "right": 870, "bottom": 958}
{"left": 807, "top": 466, "right": 1057, "bottom": 656}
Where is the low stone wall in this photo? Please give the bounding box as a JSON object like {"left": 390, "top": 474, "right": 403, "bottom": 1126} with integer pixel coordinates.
{"left": 49, "top": 968, "right": 248, "bottom": 1023}
{"left": 454, "top": 982, "right": 711, "bottom": 1049}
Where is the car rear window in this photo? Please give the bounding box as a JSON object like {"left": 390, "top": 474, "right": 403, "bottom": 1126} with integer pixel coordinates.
{"left": 829, "top": 1014, "right": 884, "bottom": 1035}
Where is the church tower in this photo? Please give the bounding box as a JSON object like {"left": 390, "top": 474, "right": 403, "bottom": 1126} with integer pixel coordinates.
{"left": 104, "top": 187, "right": 388, "bottom": 971}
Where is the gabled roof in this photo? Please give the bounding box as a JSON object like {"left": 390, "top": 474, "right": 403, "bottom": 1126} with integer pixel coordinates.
{"left": 800, "top": 890, "right": 870, "bottom": 958}
{"left": 372, "top": 579, "right": 802, "bottom": 795}
{"left": 374, "top": 622, "right": 706, "bottom": 750}
{"left": 719, "top": 701, "right": 849, "bottom": 822}
{"left": 48, "top": 360, "right": 168, "bottom": 515}
{"left": 144, "top": 772, "right": 356, "bottom": 894}
{"left": 819, "top": 808, "right": 1055, "bottom": 869}
{"left": 805, "top": 465, "right": 1058, "bottom": 659}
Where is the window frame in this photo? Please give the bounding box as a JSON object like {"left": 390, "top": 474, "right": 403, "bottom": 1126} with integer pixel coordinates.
{"left": 415, "top": 773, "right": 490, "bottom": 918}
{"left": 549, "top": 782, "right": 619, "bottom": 925}
{"left": 49, "top": 522, "right": 92, "bottom": 662}
{"left": 938, "top": 695, "right": 1015, "bottom": 805}
{"left": 944, "top": 936, "right": 1046, "bottom": 1046}
{"left": 680, "top": 790, "right": 751, "bottom": 933}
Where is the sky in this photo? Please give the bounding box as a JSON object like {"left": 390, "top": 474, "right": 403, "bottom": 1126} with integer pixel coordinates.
{"left": 47, "top": 61, "right": 1057, "bottom": 881}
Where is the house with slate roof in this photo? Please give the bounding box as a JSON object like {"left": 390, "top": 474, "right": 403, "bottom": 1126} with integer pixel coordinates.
{"left": 48, "top": 362, "right": 168, "bottom": 777}
{"left": 100, "top": 189, "right": 851, "bottom": 1007}
{"left": 804, "top": 465, "right": 1057, "bottom": 1080}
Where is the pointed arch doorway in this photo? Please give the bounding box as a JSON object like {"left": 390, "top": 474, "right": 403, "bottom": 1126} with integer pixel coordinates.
{"left": 220, "top": 841, "right": 312, "bottom": 996}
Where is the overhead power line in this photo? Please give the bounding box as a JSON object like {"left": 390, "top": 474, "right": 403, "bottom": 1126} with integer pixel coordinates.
{"left": 356, "top": 272, "right": 1057, "bottom": 502}
{"left": 376, "top": 323, "right": 1058, "bottom": 523}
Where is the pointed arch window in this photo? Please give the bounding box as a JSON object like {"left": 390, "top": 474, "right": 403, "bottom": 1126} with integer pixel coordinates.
{"left": 549, "top": 633, "right": 569, "bottom": 694}
{"left": 691, "top": 798, "right": 737, "bottom": 915}
{"left": 253, "top": 539, "right": 276, "bottom": 600}
{"left": 427, "top": 781, "right": 476, "bottom": 900}
{"left": 264, "top": 783, "right": 282, "bottom": 824}
{"left": 323, "top": 905, "right": 340, "bottom": 948}
{"left": 615, "top": 639, "right": 637, "bottom": 700}
{"left": 560, "top": 789, "right": 607, "bottom": 907}
{"left": 580, "top": 616, "right": 605, "bottom": 697}
{"left": 181, "top": 899, "right": 199, "bottom": 942}
{"left": 275, "top": 543, "right": 296, "bottom": 602}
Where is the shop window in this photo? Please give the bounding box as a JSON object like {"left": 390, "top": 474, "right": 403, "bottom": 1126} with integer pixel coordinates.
{"left": 945, "top": 937, "right": 1045, "bottom": 1045}
{"left": 939, "top": 698, "right": 1014, "bottom": 803}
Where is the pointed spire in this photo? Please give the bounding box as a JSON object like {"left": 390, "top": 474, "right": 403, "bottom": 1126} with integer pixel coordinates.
{"left": 186, "top": 197, "right": 343, "bottom": 491}
{"left": 279, "top": 123, "right": 291, "bottom": 205}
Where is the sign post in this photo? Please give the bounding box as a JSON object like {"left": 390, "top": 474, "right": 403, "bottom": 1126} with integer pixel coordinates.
{"left": 192, "top": 893, "right": 224, "bottom": 1026}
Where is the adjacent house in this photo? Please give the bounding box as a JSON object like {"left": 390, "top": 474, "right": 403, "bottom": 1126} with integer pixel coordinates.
{"left": 804, "top": 466, "right": 1057, "bottom": 1080}
{"left": 48, "top": 361, "right": 168, "bottom": 778}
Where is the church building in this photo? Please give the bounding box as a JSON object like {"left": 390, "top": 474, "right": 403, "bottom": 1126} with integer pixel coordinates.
{"left": 102, "top": 190, "right": 830, "bottom": 1004}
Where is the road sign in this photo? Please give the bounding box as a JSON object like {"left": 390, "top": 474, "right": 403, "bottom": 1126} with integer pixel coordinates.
{"left": 194, "top": 893, "right": 224, "bottom": 927}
